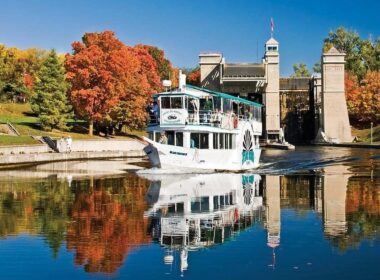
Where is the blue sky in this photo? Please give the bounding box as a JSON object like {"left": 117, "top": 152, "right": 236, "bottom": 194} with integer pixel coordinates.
{"left": 0, "top": 0, "right": 378, "bottom": 76}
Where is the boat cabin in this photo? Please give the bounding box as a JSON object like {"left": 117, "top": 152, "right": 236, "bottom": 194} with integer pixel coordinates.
{"left": 147, "top": 84, "right": 263, "bottom": 149}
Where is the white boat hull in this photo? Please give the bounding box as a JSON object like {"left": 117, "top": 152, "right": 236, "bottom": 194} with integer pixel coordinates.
{"left": 144, "top": 140, "right": 261, "bottom": 171}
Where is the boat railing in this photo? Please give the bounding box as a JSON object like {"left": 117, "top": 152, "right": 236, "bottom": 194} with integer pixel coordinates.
{"left": 189, "top": 110, "right": 237, "bottom": 129}
{"left": 148, "top": 113, "right": 159, "bottom": 125}
{"left": 148, "top": 110, "right": 260, "bottom": 130}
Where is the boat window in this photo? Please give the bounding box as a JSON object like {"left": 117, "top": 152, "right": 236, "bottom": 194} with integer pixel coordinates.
{"left": 223, "top": 133, "right": 233, "bottom": 149}
{"left": 219, "top": 133, "right": 225, "bottom": 149}
{"left": 171, "top": 97, "right": 183, "bottom": 109}
{"left": 149, "top": 132, "right": 154, "bottom": 141}
{"left": 191, "top": 197, "right": 209, "bottom": 213}
{"left": 166, "top": 131, "right": 175, "bottom": 145}
{"left": 190, "top": 133, "right": 199, "bottom": 148}
{"left": 213, "top": 133, "right": 218, "bottom": 149}
{"left": 155, "top": 132, "right": 161, "bottom": 142}
{"left": 229, "top": 134, "right": 233, "bottom": 149}
{"left": 200, "top": 133, "right": 209, "bottom": 149}
{"left": 160, "top": 96, "right": 183, "bottom": 109}
{"left": 161, "top": 97, "right": 171, "bottom": 109}
{"left": 176, "top": 202, "right": 184, "bottom": 213}
{"left": 175, "top": 132, "right": 183, "bottom": 147}
{"left": 212, "top": 133, "right": 234, "bottom": 149}
{"left": 213, "top": 196, "right": 219, "bottom": 209}
{"left": 190, "top": 133, "right": 209, "bottom": 149}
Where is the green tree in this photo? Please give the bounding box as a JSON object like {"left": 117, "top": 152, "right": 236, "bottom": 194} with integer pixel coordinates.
{"left": 291, "top": 63, "right": 310, "bottom": 77}
{"left": 324, "top": 27, "right": 380, "bottom": 79}
{"left": 313, "top": 63, "right": 321, "bottom": 73}
{"left": 31, "top": 50, "right": 72, "bottom": 131}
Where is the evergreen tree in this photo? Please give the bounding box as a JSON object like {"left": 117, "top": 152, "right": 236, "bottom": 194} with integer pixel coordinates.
{"left": 31, "top": 50, "right": 72, "bottom": 131}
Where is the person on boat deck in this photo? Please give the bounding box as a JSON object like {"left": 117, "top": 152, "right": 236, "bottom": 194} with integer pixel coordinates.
{"left": 190, "top": 138, "right": 195, "bottom": 148}
{"left": 211, "top": 109, "right": 222, "bottom": 127}
{"left": 159, "top": 132, "right": 168, "bottom": 144}
{"left": 153, "top": 101, "right": 159, "bottom": 121}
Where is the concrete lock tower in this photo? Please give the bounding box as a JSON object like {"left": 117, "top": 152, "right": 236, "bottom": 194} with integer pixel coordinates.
{"left": 319, "top": 47, "right": 352, "bottom": 143}
{"left": 199, "top": 53, "right": 222, "bottom": 91}
{"left": 263, "top": 38, "right": 280, "bottom": 141}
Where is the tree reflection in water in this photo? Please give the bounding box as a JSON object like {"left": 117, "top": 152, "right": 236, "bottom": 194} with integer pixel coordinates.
{"left": 66, "top": 174, "right": 151, "bottom": 273}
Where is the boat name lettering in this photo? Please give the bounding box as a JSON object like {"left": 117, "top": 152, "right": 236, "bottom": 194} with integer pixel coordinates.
{"left": 170, "top": 151, "right": 187, "bottom": 156}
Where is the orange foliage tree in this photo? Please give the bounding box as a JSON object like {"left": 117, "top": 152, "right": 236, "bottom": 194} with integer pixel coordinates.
{"left": 65, "top": 31, "right": 165, "bottom": 134}
{"left": 345, "top": 71, "right": 380, "bottom": 125}
{"left": 109, "top": 46, "right": 162, "bottom": 130}
{"left": 135, "top": 44, "right": 178, "bottom": 88}
{"left": 345, "top": 72, "right": 361, "bottom": 123}
{"left": 359, "top": 71, "right": 380, "bottom": 125}
{"left": 186, "top": 67, "right": 201, "bottom": 86}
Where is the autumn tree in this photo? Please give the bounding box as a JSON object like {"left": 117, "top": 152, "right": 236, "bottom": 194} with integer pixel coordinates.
{"left": 31, "top": 50, "right": 72, "bottom": 131}
{"left": 0, "top": 44, "right": 47, "bottom": 102}
{"left": 65, "top": 31, "right": 134, "bottom": 135}
{"left": 291, "top": 63, "right": 310, "bottom": 77}
{"left": 345, "top": 72, "right": 361, "bottom": 123}
{"left": 109, "top": 46, "right": 161, "bottom": 131}
{"left": 186, "top": 67, "right": 201, "bottom": 86}
{"left": 358, "top": 71, "right": 380, "bottom": 125}
{"left": 135, "top": 45, "right": 172, "bottom": 80}
{"left": 345, "top": 71, "right": 380, "bottom": 125}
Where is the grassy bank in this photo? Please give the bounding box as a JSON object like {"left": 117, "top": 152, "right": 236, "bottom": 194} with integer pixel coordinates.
{"left": 352, "top": 125, "right": 380, "bottom": 144}
{"left": 0, "top": 103, "right": 140, "bottom": 146}
{"left": 0, "top": 135, "right": 40, "bottom": 146}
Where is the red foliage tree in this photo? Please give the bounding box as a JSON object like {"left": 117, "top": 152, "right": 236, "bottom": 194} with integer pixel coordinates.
{"left": 108, "top": 46, "right": 162, "bottom": 130}
{"left": 345, "top": 71, "right": 380, "bottom": 125}
{"left": 65, "top": 31, "right": 163, "bottom": 134}
{"left": 65, "top": 31, "right": 136, "bottom": 135}
{"left": 359, "top": 71, "right": 380, "bottom": 125}
{"left": 345, "top": 72, "right": 361, "bottom": 123}
{"left": 186, "top": 67, "right": 201, "bottom": 86}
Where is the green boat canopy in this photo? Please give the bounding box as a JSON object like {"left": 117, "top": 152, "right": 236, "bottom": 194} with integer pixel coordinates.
{"left": 186, "top": 85, "right": 263, "bottom": 108}
{"left": 153, "top": 84, "right": 263, "bottom": 108}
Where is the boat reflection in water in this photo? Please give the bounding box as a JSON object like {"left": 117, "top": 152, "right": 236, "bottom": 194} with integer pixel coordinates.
{"left": 142, "top": 173, "right": 266, "bottom": 273}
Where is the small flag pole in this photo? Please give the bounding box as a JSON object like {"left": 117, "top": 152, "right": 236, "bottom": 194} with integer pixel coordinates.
{"left": 270, "top": 18, "right": 274, "bottom": 38}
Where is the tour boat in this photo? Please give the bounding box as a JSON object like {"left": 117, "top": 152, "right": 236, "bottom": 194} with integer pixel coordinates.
{"left": 143, "top": 75, "right": 263, "bottom": 171}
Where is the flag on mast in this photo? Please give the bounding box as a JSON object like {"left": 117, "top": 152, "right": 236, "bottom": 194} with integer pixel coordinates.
{"left": 270, "top": 18, "right": 274, "bottom": 36}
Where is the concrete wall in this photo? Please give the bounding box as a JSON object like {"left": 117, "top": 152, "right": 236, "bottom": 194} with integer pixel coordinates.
{"left": 0, "top": 139, "right": 146, "bottom": 167}
{"left": 70, "top": 140, "right": 145, "bottom": 152}
{"left": 0, "top": 144, "right": 52, "bottom": 155}
{"left": 199, "top": 53, "right": 222, "bottom": 91}
{"left": 0, "top": 150, "right": 145, "bottom": 167}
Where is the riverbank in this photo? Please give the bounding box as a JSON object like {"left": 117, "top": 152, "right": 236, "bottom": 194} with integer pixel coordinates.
{"left": 0, "top": 139, "right": 146, "bottom": 169}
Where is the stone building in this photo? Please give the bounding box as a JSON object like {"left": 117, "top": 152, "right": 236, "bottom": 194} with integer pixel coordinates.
{"left": 199, "top": 37, "right": 352, "bottom": 144}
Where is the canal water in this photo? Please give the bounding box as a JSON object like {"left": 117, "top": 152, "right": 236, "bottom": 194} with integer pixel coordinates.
{"left": 0, "top": 147, "right": 379, "bottom": 279}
